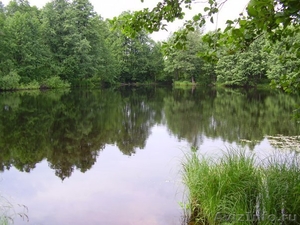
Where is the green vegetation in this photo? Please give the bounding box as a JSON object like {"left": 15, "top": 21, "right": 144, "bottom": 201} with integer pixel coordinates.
{"left": 182, "top": 148, "right": 300, "bottom": 224}
{"left": 0, "top": 0, "right": 299, "bottom": 91}
{"left": 117, "top": 0, "right": 300, "bottom": 93}
{"left": 0, "top": 0, "right": 164, "bottom": 90}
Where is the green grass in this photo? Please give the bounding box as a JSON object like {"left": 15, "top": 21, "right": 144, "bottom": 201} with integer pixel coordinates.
{"left": 182, "top": 148, "right": 300, "bottom": 225}
{"left": 260, "top": 153, "right": 300, "bottom": 223}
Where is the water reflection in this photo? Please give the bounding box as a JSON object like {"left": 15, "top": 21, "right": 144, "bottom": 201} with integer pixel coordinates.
{"left": 1, "top": 125, "right": 186, "bottom": 225}
{"left": 0, "top": 87, "right": 299, "bottom": 179}
{"left": 0, "top": 87, "right": 299, "bottom": 224}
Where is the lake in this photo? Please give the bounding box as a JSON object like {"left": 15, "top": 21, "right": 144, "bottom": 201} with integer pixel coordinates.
{"left": 0, "top": 86, "right": 299, "bottom": 225}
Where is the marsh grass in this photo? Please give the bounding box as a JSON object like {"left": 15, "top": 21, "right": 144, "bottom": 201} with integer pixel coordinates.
{"left": 0, "top": 194, "right": 28, "bottom": 225}
{"left": 182, "top": 148, "right": 300, "bottom": 225}
{"left": 259, "top": 153, "right": 300, "bottom": 224}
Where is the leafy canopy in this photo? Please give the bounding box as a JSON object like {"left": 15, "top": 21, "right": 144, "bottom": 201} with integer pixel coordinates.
{"left": 112, "top": 0, "right": 300, "bottom": 49}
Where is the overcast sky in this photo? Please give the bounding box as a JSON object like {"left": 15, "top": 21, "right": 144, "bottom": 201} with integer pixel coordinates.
{"left": 1, "top": 0, "right": 250, "bottom": 41}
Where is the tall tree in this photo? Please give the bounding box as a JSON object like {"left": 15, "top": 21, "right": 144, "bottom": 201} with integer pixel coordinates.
{"left": 216, "top": 37, "right": 268, "bottom": 87}
{"left": 109, "top": 12, "right": 163, "bottom": 83}
{"left": 41, "top": 0, "right": 115, "bottom": 85}
{"left": 163, "top": 29, "right": 215, "bottom": 84}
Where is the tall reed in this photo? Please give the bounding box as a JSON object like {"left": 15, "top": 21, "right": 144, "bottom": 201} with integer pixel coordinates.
{"left": 182, "top": 148, "right": 260, "bottom": 224}
{"left": 259, "top": 153, "right": 300, "bottom": 224}
{"left": 182, "top": 148, "right": 300, "bottom": 225}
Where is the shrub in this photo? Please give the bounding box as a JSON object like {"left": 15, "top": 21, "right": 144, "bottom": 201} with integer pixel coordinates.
{"left": 0, "top": 71, "right": 21, "bottom": 90}
{"left": 19, "top": 80, "right": 40, "bottom": 90}
{"left": 42, "top": 76, "right": 70, "bottom": 89}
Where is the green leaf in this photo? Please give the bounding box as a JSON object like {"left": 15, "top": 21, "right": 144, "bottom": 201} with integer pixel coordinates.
{"left": 239, "top": 20, "right": 247, "bottom": 26}
{"left": 226, "top": 20, "right": 234, "bottom": 25}
{"left": 204, "top": 7, "right": 210, "bottom": 12}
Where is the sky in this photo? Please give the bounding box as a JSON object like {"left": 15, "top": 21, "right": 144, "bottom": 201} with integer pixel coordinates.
{"left": 1, "top": 0, "right": 250, "bottom": 41}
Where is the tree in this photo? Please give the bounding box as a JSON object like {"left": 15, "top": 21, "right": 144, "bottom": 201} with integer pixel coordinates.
{"left": 41, "top": 0, "right": 112, "bottom": 85}
{"left": 216, "top": 37, "right": 268, "bottom": 87}
{"left": 0, "top": 0, "right": 51, "bottom": 90}
{"left": 163, "top": 29, "right": 215, "bottom": 84}
{"left": 266, "top": 30, "right": 300, "bottom": 93}
{"left": 115, "top": 0, "right": 300, "bottom": 92}
{"left": 115, "top": 0, "right": 300, "bottom": 44}
{"left": 4, "top": 11, "right": 50, "bottom": 83}
{"left": 0, "top": 1, "right": 7, "bottom": 77}
{"left": 108, "top": 12, "right": 164, "bottom": 83}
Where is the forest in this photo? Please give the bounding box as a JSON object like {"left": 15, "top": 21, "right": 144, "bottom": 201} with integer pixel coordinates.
{"left": 0, "top": 0, "right": 299, "bottom": 94}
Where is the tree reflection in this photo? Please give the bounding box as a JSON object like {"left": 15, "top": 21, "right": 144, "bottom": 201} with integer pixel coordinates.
{"left": 0, "top": 87, "right": 298, "bottom": 179}
{"left": 164, "top": 88, "right": 299, "bottom": 150}
{"left": 0, "top": 88, "right": 159, "bottom": 179}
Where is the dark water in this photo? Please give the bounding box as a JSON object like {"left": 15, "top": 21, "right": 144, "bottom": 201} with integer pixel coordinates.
{"left": 0, "top": 86, "right": 299, "bottom": 225}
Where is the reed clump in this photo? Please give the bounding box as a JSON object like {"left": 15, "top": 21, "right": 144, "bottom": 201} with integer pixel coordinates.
{"left": 182, "top": 148, "right": 300, "bottom": 225}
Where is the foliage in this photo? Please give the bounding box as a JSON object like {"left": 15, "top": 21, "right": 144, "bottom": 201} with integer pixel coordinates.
{"left": 42, "top": 76, "right": 71, "bottom": 89}
{"left": 174, "top": 81, "right": 197, "bottom": 86}
{"left": 18, "top": 80, "right": 40, "bottom": 90}
{"left": 115, "top": 0, "right": 300, "bottom": 92}
{"left": 0, "top": 0, "right": 164, "bottom": 89}
{"left": 216, "top": 37, "right": 268, "bottom": 87}
{"left": 0, "top": 71, "right": 20, "bottom": 90}
{"left": 2, "top": 0, "right": 299, "bottom": 89}
{"left": 117, "top": 0, "right": 300, "bottom": 48}
{"left": 266, "top": 29, "right": 300, "bottom": 93}
{"left": 107, "top": 12, "right": 164, "bottom": 84}
{"left": 163, "top": 29, "right": 216, "bottom": 84}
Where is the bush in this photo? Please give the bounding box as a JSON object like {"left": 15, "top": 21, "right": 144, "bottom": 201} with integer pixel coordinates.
{"left": 42, "top": 76, "right": 70, "bottom": 89}
{"left": 0, "top": 71, "right": 21, "bottom": 90}
{"left": 19, "top": 80, "right": 40, "bottom": 90}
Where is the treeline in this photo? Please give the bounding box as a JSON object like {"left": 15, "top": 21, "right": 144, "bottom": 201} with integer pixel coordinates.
{"left": 0, "top": 0, "right": 164, "bottom": 90}
{"left": 162, "top": 27, "right": 300, "bottom": 92}
{"left": 1, "top": 0, "right": 299, "bottom": 91}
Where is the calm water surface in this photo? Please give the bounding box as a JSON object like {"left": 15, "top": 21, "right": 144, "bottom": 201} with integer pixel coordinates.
{"left": 0, "top": 87, "right": 299, "bottom": 225}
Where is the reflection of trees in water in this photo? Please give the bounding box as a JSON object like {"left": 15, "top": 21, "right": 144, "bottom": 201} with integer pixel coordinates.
{"left": 0, "top": 88, "right": 164, "bottom": 180}
{"left": 0, "top": 87, "right": 298, "bottom": 179}
{"left": 115, "top": 88, "right": 159, "bottom": 155}
{"left": 164, "top": 88, "right": 299, "bottom": 150}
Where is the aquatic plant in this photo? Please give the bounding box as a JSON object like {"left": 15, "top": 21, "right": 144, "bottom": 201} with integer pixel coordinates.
{"left": 182, "top": 147, "right": 300, "bottom": 225}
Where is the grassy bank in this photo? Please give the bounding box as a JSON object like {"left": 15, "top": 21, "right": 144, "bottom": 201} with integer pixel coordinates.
{"left": 182, "top": 148, "right": 300, "bottom": 225}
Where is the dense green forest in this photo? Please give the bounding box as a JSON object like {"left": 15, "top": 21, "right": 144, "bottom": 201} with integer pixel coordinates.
{"left": 0, "top": 0, "right": 164, "bottom": 89}
{"left": 0, "top": 0, "right": 299, "bottom": 92}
